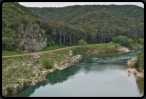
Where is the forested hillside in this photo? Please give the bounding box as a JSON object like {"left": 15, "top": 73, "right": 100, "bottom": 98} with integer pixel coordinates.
{"left": 2, "top": 2, "right": 47, "bottom": 53}
{"left": 2, "top": 2, "right": 144, "bottom": 53}
{"left": 29, "top": 5, "right": 144, "bottom": 44}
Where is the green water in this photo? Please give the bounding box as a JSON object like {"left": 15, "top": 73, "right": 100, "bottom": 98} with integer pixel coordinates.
{"left": 10, "top": 50, "right": 144, "bottom": 97}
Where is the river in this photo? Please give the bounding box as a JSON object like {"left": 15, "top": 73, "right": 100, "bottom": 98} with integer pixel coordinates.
{"left": 9, "top": 50, "right": 144, "bottom": 97}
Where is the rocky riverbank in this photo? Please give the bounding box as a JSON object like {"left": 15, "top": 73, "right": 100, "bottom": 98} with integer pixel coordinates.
{"left": 2, "top": 44, "right": 131, "bottom": 97}
{"left": 2, "top": 49, "right": 82, "bottom": 97}
{"left": 127, "top": 58, "right": 144, "bottom": 78}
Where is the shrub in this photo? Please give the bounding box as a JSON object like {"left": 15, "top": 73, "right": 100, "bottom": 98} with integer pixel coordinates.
{"left": 78, "top": 39, "right": 88, "bottom": 45}
{"left": 50, "top": 40, "right": 55, "bottom": 46}
{"left": 7, "top": 86, "right": 14, "bottom": 92}
{"left": 42, "top": 59, "right": 53, "bottom": 69}
{"left": 133, "top": 60, "right": 138, "bottom": 68}
{"left": 39, "top": 68, "right": 43, "bottom": 71}
{"left": 139, "top": 38, "right": 144, "bottom": 45}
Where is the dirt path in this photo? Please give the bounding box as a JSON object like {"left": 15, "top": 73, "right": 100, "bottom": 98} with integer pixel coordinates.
{"left": 2, "top": 43, "right": 110, "bottom": 58}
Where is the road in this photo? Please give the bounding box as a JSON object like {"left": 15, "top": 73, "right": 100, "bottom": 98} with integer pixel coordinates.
{"left": 2, "top": 43, "right": 111, "bottom": 58}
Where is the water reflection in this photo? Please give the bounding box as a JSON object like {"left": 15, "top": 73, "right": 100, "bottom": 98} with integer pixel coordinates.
{"left": 47, "top": 65, "right": 81, "bottom": 85}
{"left": 136, "top": 77, "right": 144, "bottom": 95}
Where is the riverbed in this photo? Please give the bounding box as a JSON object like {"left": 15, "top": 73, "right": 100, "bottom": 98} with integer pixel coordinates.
{"left": 9, "top": 50, "right": 144, "bottom": 97}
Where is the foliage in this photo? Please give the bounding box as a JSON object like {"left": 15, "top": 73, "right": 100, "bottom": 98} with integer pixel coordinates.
{"left": 50, "top": 40, "right": 55, "bottom": 46}
{"left": 78, "top": 39, "right": 88, "bottom": 45}
{"left": 128, "top": 38, "right": 133, "bottom": 44}
{"left": 29, "top": 5, "right": 144, "bottom": 44}
{"left": 134, "top": 51, "right": 144, "bottom": 68}
{"left": 7, "top": 86, "right": 14, "bottom": 92}
{"left": 2, "top": 2, "right": 144, "bottom": 53}
{"left": 42, "top": 59, "right": 54, "bottom": 69}
{"left": 2, "top": 2, "right": 46, "bottom": 52}
{"left": 112, "top": 36, "right": 129, "bottom": 47}
{"left": 42, "top": 45, "right": 60, "bottom": 51}
{"left": 139, "top": 38, "right": 144, "bottom": 45}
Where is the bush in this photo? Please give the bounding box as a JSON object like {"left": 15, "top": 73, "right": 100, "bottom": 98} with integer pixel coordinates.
{"left": 50, "top": 40, "right": 55, "bottom": 46}
{"left": 42, "top": 59, "right": 53, "bottom": 69}
{"left": 133, "top": 60, "right": 138, "bottom": 68}
{"left": 7, "top": 86, "right": 14, "bottom": 92}
{"left": 139, "top": 38, "right": 144, "bottom": 45}
{"left": 78, "top": 39, "right": 88, "bottom": 45}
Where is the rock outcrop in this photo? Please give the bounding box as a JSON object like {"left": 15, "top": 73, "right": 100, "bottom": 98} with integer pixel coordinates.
{"left": 127, "top": 57, "right": 137, "bottom": 67}
{"left": 116, "top": 46, "right": 130, "bottom": 52}
{"left": 127, "top": 58, "right": 144, "bottom": 78}
{"left": 18, "top": 24, "right": 47, "bottom": 53}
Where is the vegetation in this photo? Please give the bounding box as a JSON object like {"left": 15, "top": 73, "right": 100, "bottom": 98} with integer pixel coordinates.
{"left": 42, "top": 45, "right": 60, "bottom": 51}
{"left": 7, "top": 86, "right": 14, "bottom": 92}
{"left": 78, "top": 39, "right": 88, "bottom": 45}
{"left": 50, "top": 40, "right": 55, "bottom": 46}
{"left": 2, "top": 2, "right": 45, "bottom": 52}
{"left": 29, "top": 4, "right": 144, "bottom": 45}
{"left": 2, "top": 50, "right": 24, "bottom": 56}
{"left": 134, "top": 49, "right": 144, "bottom": 68}
{"left": 2, "top": 2, "right": 144, "bottom": 54}
{"left": 72, "top": 43, "right": 119, "bottom": 55}
{"left": 42, "top": 59, "right": 54, "bottom": 69}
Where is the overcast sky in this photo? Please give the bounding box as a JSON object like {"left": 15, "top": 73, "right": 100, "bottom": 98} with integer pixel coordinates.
{"left": 19, "top": 2, "right": 144, "bottom": 8}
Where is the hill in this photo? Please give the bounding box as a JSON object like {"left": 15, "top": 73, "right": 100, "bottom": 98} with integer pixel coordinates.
{"left": 29, "top": 5, "right": 144, "bottom": 31}
{"left": 2, "top": 2, "right": 47, "bottom": 53}
{"left": 28, "top": 4, "right": 144, "bottom": 44}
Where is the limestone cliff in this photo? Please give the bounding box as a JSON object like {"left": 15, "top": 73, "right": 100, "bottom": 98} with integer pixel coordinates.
{"left": 18, "top": 24, "right": 47, "bottom": 53}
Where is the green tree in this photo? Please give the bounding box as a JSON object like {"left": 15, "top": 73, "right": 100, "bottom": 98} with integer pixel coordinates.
{"left": 121, "top": 36, "right": 129, "bottom": 47}
{"left": 78, "top": 39, "right": 87, "bottom": 45}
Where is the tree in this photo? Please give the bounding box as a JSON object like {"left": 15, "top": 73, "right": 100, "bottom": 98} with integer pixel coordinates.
{"left": 128, "top": 38, "right": 133, "bottom": 44}
{"left": 121, "top": 36, "right": 129, "bottom": 47}
{"left": 139, "top": 38, "right": 144, "bottom": 45}
{"left": 78, "top": 39, "right": 87, "bottom": 45}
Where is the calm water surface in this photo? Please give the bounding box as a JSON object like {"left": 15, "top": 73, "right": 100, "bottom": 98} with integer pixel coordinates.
{"left": 10, "top": 50, "right": 144, "bottom": 97}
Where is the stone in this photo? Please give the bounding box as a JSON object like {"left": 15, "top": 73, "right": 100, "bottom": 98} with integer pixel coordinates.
{"left": 34, "top": 55, "right": 40, "bottom": 59}
{"left": 54, "top": 64, "right": 60, "bottom": 71}
{"left": 7, "top": 59, "right": 13, "bottom": 63}
{"left": 31, "top": 82, "right": 35, "bottom": 86}
{"left": 117, "top": 46, "right": 130, "bottom": 52}
{"left": 19, "top": 24, "right": 47, "bottom": 53}
{"left": 10, "top": 66, "right": 17, "bottom": 72}
{"left": 69, "top": 50, "right": 72, "bottom": 56}
{"left": 136, "top": 73, "right": 144, "bottom": 78}
{"left": 127, "top": 58, "right": 137, "bottom": 67}
{"left": 2, "top": 88, "right": 8, "bottom": 97}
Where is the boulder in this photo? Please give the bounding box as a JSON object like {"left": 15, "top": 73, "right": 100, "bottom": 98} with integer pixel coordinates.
{"left": 54, "top": 64, "right": 60, "bottom": 71}
{"left": 7, "top": 59, "right": 13, "bottom": 63}
{"left": 69, "top": 50, "right": 73, "bottom": 56}
{"left": 127, "top": 58, "right": 137, "bottom": 67}
{"left": 117, "top": 46, "right": 130, "bottom": 52}
{"left": 2, "top": 88, "right": 8, "bottom": 97}
{"left": 71, "top": 55, "right": 82, "bottom": 64}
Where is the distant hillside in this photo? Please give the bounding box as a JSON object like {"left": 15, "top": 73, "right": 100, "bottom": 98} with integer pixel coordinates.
{"left": 29, "top": 5, "right": 144, "bottom": 31}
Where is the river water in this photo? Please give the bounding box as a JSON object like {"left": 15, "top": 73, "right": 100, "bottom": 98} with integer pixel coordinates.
{"left": 10, "top": 50, "right": 144, "bottom": 97}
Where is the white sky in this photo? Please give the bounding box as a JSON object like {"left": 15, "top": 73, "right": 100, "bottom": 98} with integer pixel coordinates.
{"left": 19, "top": 2, "right": 144, "bottom": 8}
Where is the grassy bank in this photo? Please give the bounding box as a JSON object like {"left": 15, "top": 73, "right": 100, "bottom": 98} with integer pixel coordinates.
{"left": 2, "top": 50, "right": 24, "bottom": 56}
{"left": 2, "top": 43, "right": 118, "bottom": 56}
{"left": 72, "top": 43, "right": 119, "bottom": 55}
